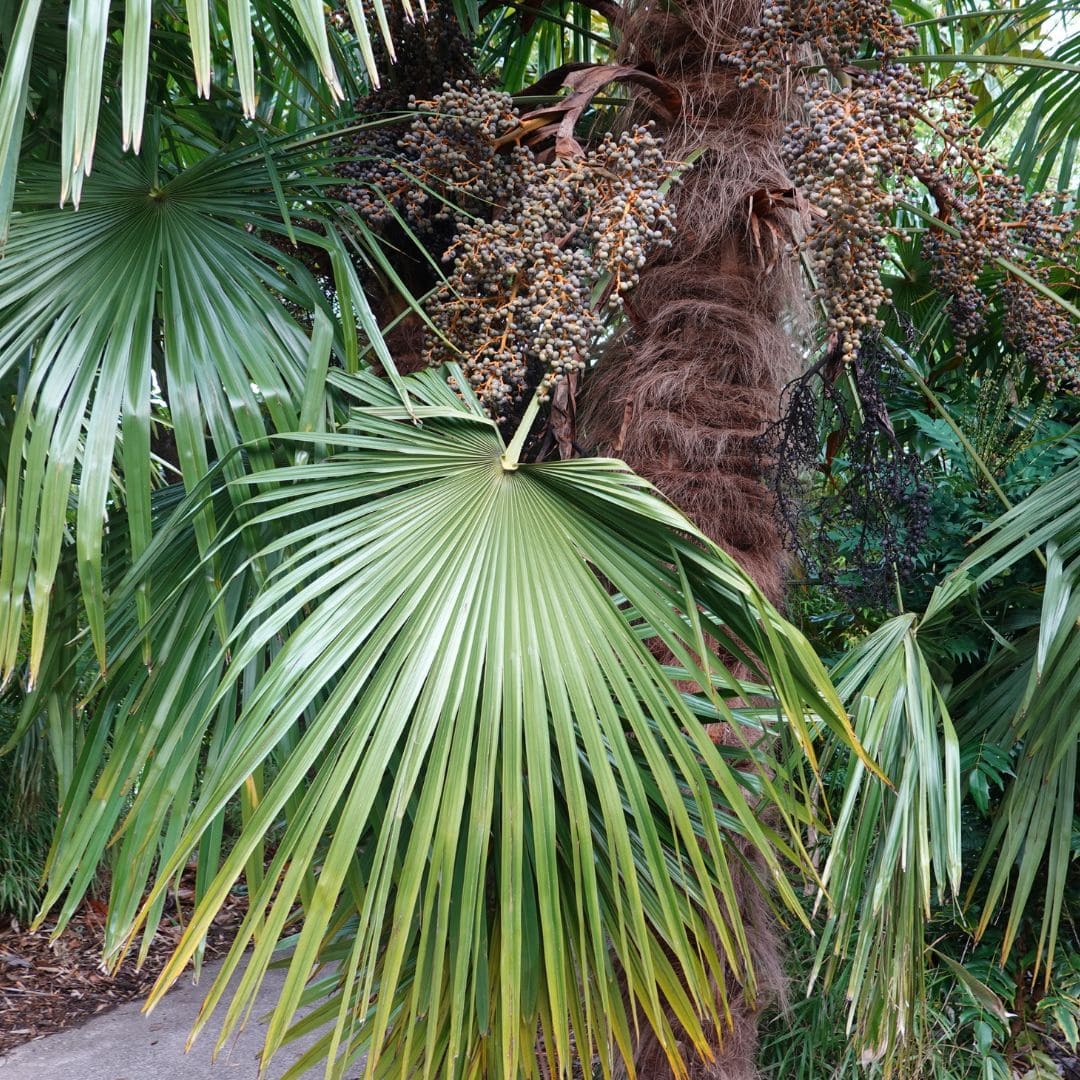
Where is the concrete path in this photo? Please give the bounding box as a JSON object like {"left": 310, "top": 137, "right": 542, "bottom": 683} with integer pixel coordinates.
{"left": 0, "top": 959, "right": 352, "bottom": 1079}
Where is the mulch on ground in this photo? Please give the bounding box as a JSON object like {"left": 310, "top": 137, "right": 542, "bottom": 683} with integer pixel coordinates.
{"left": 0, "top": 882, "right": 245, "bottom": 1052}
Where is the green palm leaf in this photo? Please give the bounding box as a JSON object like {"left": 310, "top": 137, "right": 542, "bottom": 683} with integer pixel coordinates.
{"left": 37, "top": 368, "right": 854, "bottom": 1080}
{"left": 813, "top": 461, "right": 1080, "bottom": 1066}
{"left": 810, "top": 612, "right": 962, "bottom": 1065}
{"left": 0, "top": 132, "right": 337, "bottom": 684}
{"left": 0, "top": 0, "right": 410, "bottom": 233}
{"left": 948, "top": 461, "right": 1080, "bottom": 982}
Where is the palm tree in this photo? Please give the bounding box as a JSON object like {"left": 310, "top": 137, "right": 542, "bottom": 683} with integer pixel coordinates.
{"left": 1, "top": 0, "right": 1078, "bottom": 1077}
{"left": 575, "top": 0, "right": 804, "bottom": 1072}
{"left": 0, "top": 6, "right": 854, "bottom": 1078}
{"left": 588, "top": 0, "right": 1080, "bottom": 1070}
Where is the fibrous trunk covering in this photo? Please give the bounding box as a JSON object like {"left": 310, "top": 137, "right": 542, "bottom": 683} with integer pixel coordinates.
{"left": 580, "top": 0, "right": 800, "bottom": 1075}
{"left": 580, "top": 0, "right": 799, "bottom": 609}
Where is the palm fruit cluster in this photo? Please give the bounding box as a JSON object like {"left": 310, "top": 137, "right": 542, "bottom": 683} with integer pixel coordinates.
{"left": 429, "top": 220, "right": 599, "bottom": 409}
{"left": 331, "top": 124, "right": 407, "bottom": 228}
{"left": 726, "top": 0, "right": 1077, "bottom": 382}
{"left": 923, "top": 172, "right": 1076, "bottom": 388}
{"left": 1001, "top": 283, "right": 1077, "bottom": 392}
{"left": 728, "top": 0, "right": 914, "bottom": 88}
{"left": 396, "top": 83, "right": 522, "bottom": 224}
{"left": 328, "top": 2, "right": 481, "bottom": 228}
{"left": 725, "top": 0, "right": 926, "bottom": 358}
{"left": 762, "top": 334, "right": 931, "bottom": 606}
{"left": 782, "top": 65, "right": 930, "bottom": 358}
{"left": 782, "top": 68, "right": 990, "bottom": 359}
{"left": 333, "top": 83, "right": 520, "bottom": 229}
{"left": 424, "top": 126, "right": 674, "bottom": 411}
{"left": 338, "top": 81, "right": 675, "bottom": 416}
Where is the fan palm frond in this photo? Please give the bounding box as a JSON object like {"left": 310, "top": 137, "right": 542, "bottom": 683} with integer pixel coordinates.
{"left": 0, "top": 128, "right": 369, "bottom": 684}
{"left": 949, "top": 461, "right": 1080, "bottom": 982}
{"left": 812, "top": 460, "right": 1080, "bottom": 1065}
{"left": 0, "top": 0, "right": 416, "bottom": 236}
{"left": 36, "top": 368, "right": 857, "bottom": 1080}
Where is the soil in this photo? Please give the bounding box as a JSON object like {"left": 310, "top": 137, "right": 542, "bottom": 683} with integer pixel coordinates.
{"left": 0, "top": 883, "right": 245, "bottom": 1053}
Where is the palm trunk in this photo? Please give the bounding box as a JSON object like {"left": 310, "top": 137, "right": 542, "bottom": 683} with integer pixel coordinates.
{"left": 614, "top": 859, "right": 785, "bottom": 1080}
{"left": 580, "top": 0, "right": 799, "bottom": 609}
{"left": 581, "top": 1, "right": 801, "bottom": 1074}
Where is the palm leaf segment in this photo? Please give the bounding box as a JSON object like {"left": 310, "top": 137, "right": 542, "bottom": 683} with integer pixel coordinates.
{"left": 39, "top": 369, "right": 855, "bottom": 1080}
{"left": 952, "top": 464, "right": 1080, "bottom": 980}
{"left": 0, "top": 0, "right": 412, "bottom": 233}
{"left": 0, "top": 140, "right": 333, "bottom": 685}
{"left": 817, "top": 460, "right": 1080, "bottom": 1059}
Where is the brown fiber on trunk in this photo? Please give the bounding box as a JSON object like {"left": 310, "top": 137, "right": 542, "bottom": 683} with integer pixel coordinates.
{"left": 579, "top": 0, "right": 801, "bottom": 609}
{"left": 580, "top": 1, "right": 803, "bottom": 1076}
